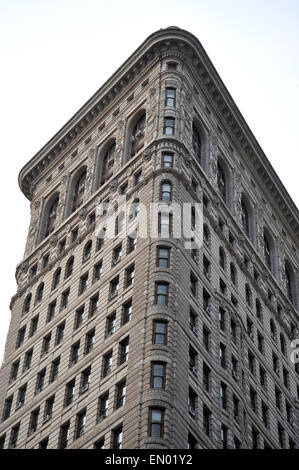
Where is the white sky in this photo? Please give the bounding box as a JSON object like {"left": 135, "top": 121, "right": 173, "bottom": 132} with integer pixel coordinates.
{"left": 0, "top": 0, "right": 298, "bottom": 364}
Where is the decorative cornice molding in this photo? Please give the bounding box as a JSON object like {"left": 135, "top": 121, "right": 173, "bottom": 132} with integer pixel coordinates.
{"left": 18, "top": 27, "right": 298, "bottom": 239}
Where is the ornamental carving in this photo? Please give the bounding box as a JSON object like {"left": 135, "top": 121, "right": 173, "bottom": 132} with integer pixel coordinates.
{"left": 79, "top": 207, "right": 88, "bottom": 220}
{"left": 50, "top": 234, "right": 58, "bottom": 247}
{"left": 21, "top": 261, "right": 29, "bottom": 274}
{"left": 143, "top": 148, "right": 152, "bottom": 161}
{"left": 109, "top": 180, "right": 118, "bottom": 193}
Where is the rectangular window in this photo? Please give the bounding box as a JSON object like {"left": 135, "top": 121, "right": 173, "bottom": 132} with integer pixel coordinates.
{"left": 220, "top": 382, "right": 227, "bottom": 409}
{"left": 16, "top": 384, "right": 27, "bottom": 409}
{"left": 35, "top": 368, "right": 46, "bottom": 394}
{"left": 112, "top": 425, "right": 123, "bottom": 449}
{"left": 8, "top": 423, "right": 20, "bottom": 449}
{"left": 79, "top": 274, "right": 88, "bottom": 295}
{"left": 203, "top": 326, "right": 210, "bottom": 351}
{"left": 23, "top": 348, "right": 33, "bottom": 373}
{"left": 156, "top": 247, "right": 170, "bottom": 268}
{"left": 89, "top": 293, "right": 99, "bottom": 317}
{"left": 112, "top": 244, "right": 122, "bottom": 265}
{"left": 75, "top": 409, "right": 86, "bottom": 439}
{"left": 41, "top": 333, "right": 51, "bottom": 357}
{"left": 44, "top": 395, "right": 55, "bottom": 422}
{"left": 98, "top": 393, "right": 109, "bottom": 420}
{"left": 188, "top": 388, "right": 197, "bottom": 418}
{"left": 127, "top": 234, "right": 137, "bottom": 253}
{"left": 149, "top": 408, "right": 165, "bottom": 438}
{"left": 203, "top": 406, "right": 211, "bottom": 436}
{"left": 203, "top": 289, "right": 211, "bottom": 313}
{"left": 122, "top": 299, "right": 132, "bottom": 325}
{"left": 189, "top": 309, "right": 197, "bottom": 334}
{"left": 155, "top": 282, "right": 169, "bottom": 305}
{"left": 219, "top": 343, "right": 226, "bottom": 368}
{"left": 221, "top": 424, "right": 228, "bottom": 449}
{"left": 2, "top": 396, "right": 13, "bottom": 421}
{"left": 60, "top": 288, "right": 70, "bottom": 310}
{"left": 219, "top": 308, "right": 225, "bottom": 331}
{"left": 70, "top": 341, "right": 80, "bottom": 366}
{"left": 125, "top": 264, "right": 135, "bottom": 288}
{"left": 162, "top": 153, "right": 173, "bottom": 168}
{"left": 49, "top": 356, "right": 60, "bottom": 383}
{"left": 23, "top": 402, "right": 36, "bottom": 432}
{"left": 85, "top": 329, "right": 95, "bottom": 354}
{"left": 110, "top": 276, "right": 119, "bottom": 299}
{"left": 94, "top": 438, "right": 105, "bottom": 449}
{"left": 103, "top": 351, "right": 113, "bottom": 377}
{"left": 47, "top": 300, "right": 56, "bottom": 322}
{"left": 158, "top": 212, "right": 173, "bottom": 237}
{"left": 106, "top": 312, "right": 116, "bottom": 337}
{"left": 119, "top": 337, "right": 129, "bottom": 365}
{"left": 65, "top": 379, "right": 75, "bottom": 407}
{"left": 203, "top": 363, "right": 211, "bottom": 392}
{"left": 190, "top": 273, "right": 197, "bottom": 297}
{"left": 115, "top": 380, "right": 126, "bottom": 408}
{"left": 29, "top": 315, "right": 39, "bottom": 338}
{"left": 203, "top": 256, "right": 211, "bottom": 280}
{"left": 151, "top": 362, "right": 166, "bottom": 389}
{"left": 233, "top": 395, "right": 239, "bottom": 419}
{"left": 16, "top": 326, "right": 26, "bottom": 348}
{"left": 93, "top": 261, "right": 103, "bottom": 282}
{"left": 165, "top": 87, "right": 176, "bottom": 107}
{"left": 80, "top": 367, "right": 91, "bottom": 393}
{"left": 163, "top": 117, "right": 175, "bottom": 135}
{"left": 10, "top": 359, "right": 20, "bottom": 383}
{"left": 262, "top": 403, "right": 269, "bottom": 428}
{"left": 153, "top": 321, "right": 167, "bottom": 345}
{"left": 134, "top": 170, "right": 142, "bottom": 185}
{"left": 59, "top": 421, "right": 70, "bottom": 449}
{"left": 55, "top": 321, "right": 65, "bottom": 346}
{"left": 74, "top": 305, "right": 84, "bottom": 329}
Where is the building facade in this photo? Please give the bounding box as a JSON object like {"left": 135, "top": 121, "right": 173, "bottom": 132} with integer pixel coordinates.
{"left": 0, "top": 27, "right": 298, "bottom": 449}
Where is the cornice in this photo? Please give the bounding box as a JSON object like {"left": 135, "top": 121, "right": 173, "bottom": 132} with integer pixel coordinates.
{"left": 18, "top": 26, "right": 298, "bottom": 238}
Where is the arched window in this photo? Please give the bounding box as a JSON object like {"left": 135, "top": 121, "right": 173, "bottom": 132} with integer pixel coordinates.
{"left": 270, "top": 319, "right": 276, "bottom": 341}
{"left": 83, "top": 241, "right": 92, "bottom": 263}
{"left": 285, "top": 260, "right": 295, "bottom": 303}
{"left": 192, "top": 123, "right": 201, "bottom": 164}
{"left": 263, "top": 230, "right": 273, "bottom": 272}
{"left": 45, "top": 196, "right": 59, "bottom": 238}
{"left": 131, "top": 113, "right": 146, "bottom": 157}
{"left": 280, "top": 333, "right": 286, "bottom": 356}
{"left": 245, "top": 284, "right": 251, "bottom": 307}
{"left": 241, "top": 196, "right": 250, "bottom": 238}
{"left": 72, "top": 169, "right": 86, "bottom": 213}
{"left": 217, "top": 160, "right": 226, "bottom": 202}
{"left": 219, "top": 247, "right": 226, "bottom": 270}
{"left": 52, "top": 267, "right": 61, "bottom": 291}
{"left": 23, "top": 293, "right": 32, "bottom": 315}
{"left": 101, "top": 142, "right": 116, "bottom": 184}
{"left": 35, "top": 282, "right": 44, "bottom": 304}
{"left": 160, "top": 181, "right": 172, "bottom": 201}
{"left": 230, "top": 263, "right": 237, "bottom": 286}
{"left": 65, "top": 256, "right": 74, "bottom": 279}
{"left": 203, "top": 224, "right": 210, "bottom": 247}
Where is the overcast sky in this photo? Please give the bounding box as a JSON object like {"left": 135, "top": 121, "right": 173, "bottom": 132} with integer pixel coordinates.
{"left": 0, "top": 0, "right": 298, "bottom": 364}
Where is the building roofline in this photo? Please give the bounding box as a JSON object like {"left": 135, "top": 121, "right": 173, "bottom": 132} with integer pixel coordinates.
{"left": 18, "top": 26, "right": 298, "bottom": 235}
